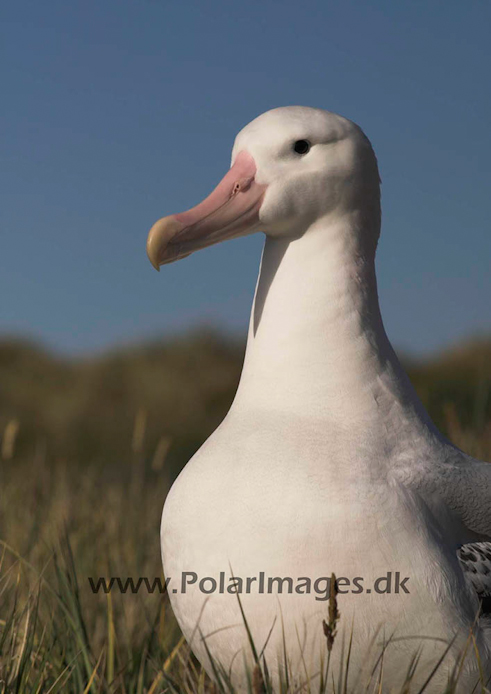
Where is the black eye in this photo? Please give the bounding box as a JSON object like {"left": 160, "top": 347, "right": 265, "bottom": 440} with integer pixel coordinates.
{"left": 293, "top": 139, "right": 311, "bottom": 155}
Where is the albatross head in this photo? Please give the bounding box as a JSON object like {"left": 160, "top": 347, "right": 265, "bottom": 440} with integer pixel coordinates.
{"left": 146, "top": 106, "right": 381, "bottom": 270}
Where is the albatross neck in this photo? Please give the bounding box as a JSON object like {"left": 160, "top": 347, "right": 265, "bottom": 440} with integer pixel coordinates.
{"left": 232, "top": 213, "right": 428, "bottom": 426}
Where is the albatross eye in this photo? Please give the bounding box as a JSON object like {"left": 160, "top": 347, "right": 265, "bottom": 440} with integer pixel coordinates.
{"left": 293, "top": 139, "right": 311, "bottom": 155}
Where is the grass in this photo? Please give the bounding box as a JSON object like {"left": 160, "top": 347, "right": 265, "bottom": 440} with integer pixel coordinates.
{"left": 0, "top": 332, "right": 490, "bottom": 692}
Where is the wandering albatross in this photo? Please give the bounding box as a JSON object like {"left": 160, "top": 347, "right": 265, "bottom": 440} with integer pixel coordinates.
{"left": 146, "top": 107, "right": 491, "bottom": 692}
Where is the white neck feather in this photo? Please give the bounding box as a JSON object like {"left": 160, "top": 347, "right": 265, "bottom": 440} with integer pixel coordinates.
{"left": 232, "top": 213, "right": 433, "bottom": 436}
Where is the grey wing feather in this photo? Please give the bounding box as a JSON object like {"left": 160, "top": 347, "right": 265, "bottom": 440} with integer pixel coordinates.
{"left": 458, "top": 542, "right": 491, "bottom": 618}
{"left": 405, "top": 449, "right": 491, "bottom": 542}
{"left": 442, "top": 459, "right": 491, "bottom": 541}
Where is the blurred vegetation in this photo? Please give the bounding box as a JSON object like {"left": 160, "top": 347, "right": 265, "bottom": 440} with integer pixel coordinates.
{"left": 0, "top": 330, "right": 490, "bottom": 691}
{"left": 0, "top": 330, "right": 245, "bottom": 482}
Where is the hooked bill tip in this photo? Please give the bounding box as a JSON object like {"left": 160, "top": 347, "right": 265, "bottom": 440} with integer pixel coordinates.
{"left": 146, "top": 215, "right": 183, "bottom": 271}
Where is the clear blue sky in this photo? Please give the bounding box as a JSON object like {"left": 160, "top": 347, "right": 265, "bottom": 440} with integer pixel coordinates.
{"left": 2, "top": 0, "right": 490, "bottom": 356}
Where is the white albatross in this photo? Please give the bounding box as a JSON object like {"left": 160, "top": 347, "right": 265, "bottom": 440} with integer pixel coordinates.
{"left": 146, "top": 107, "right": 491, "bottom": 692}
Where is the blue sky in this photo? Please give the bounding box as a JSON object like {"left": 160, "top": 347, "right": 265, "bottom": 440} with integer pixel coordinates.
{"left": 2, "top": 0, "right": 490, "bottom": 355}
